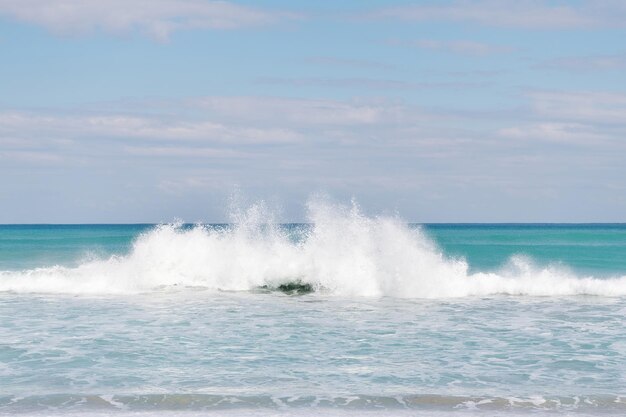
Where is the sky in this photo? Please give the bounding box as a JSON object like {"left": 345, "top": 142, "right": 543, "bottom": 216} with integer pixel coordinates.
{"left": 1, "top": 0, "right": 625, "bottom": 223}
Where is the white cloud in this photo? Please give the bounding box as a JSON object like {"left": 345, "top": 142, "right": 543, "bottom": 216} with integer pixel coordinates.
{"left": 498, "top": 123, "right": 611, "bottom": 144}
{"left": 124, "top": 146, "right": 250, "bottom": 158}
{"left": 255, "top": 77, "right": 487, "bottom": 91}
{"left": 539, "top": 54, "right": 626, "bottom": 72}
{"left": 157, "top": 174, "right": 239, "bottom": 193}
{"left": 304, "top": 56, "right": 395, "bottom": 70}
{"left": 4, "top": 93, "right": 625, "bottom": 162}
{"left": 256, "top": 77, "right": 417, "bottom": 90}
{"left": 529, "top": 91, "right": 626, "bottom": 124}
{"left": 393, "top": 39, "right": 514, "bottom": 56}
{"left": 0, "top": 111, "right": 303, "bottom": 144}
{"left": 0, "top": 96, "right": 472, "bottom": 173}
{"left": 0, "top": 0, "right": 297, "bottom": 40}
{"left": 496, "top": 90, "right": 626, "bottom": 146}
{"left": 2, "top": 93, "right": 626, "bottom": 221}
{"left": 368, "top": 0, "right": 626, "bottom": 29}
{"left": 0, "top": 149, "right": 63, "bottom": 163}
{"left": 188, "top": 96, "right": 417, "bottom": 126}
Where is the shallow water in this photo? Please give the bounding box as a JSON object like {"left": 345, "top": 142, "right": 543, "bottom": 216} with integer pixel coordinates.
{"left": 2, "top": 292, "right": 626, "bottom": 414}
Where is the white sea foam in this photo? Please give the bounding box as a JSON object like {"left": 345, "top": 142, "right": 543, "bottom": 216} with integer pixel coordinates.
{"left": 1, "top": 199, "right": 626, "bottom": 297}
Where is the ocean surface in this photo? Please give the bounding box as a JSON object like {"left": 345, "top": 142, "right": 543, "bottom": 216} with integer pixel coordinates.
{"left": 1, "top": 202, "right": 626, "bottom": 416}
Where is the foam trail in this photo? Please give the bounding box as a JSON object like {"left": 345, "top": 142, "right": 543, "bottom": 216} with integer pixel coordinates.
{"left": 1, "top": 199, "right": 626, "bottom": 297}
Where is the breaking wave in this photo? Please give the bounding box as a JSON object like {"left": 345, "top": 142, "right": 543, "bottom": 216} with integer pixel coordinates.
{"left": 1, "top": 199, "right": 626, "bottom": 297}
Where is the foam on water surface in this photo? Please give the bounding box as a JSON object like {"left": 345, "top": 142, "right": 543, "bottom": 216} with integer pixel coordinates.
{"left": 2, "top": 393, "right": 626, "bottom": 414}
{"left": 2, "top": 285, "right": 626, "bottom": 415}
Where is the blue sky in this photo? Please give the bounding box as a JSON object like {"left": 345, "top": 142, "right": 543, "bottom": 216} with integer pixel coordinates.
{"left": 1, "top": 0, "right": 625, "bottom": 223}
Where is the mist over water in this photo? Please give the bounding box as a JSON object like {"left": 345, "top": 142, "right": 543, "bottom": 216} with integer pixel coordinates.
{"left": 1, "top": 198, "right": 625, "bottom": 297}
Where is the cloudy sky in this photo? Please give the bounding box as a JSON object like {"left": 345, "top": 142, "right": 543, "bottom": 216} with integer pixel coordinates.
{"left": 1, "top": 0, "right": 625, "bottom": 223}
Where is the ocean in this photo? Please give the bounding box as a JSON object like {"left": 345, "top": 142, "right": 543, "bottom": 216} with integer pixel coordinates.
{"left": 1, "top": 202, "right": 626, "bottom": 416}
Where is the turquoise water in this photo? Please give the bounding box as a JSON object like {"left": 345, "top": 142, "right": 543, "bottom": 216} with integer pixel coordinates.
{"left": 0, "top": 224, "right": 151, "bottom": 270}
{"left": 429, "top": 224, "right": 626, "bottom": 276}
{"left": 2, "top": 224, "right": 625, "bottom": 274}
{"left": 1, "top": 205, "right": 626, "bottom": 415}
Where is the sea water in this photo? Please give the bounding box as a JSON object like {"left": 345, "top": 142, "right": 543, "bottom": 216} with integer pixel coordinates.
{"left": 1, "top": 201, "right": 626, "bottom": 416}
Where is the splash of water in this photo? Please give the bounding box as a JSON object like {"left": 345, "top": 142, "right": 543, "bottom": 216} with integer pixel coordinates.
{"left": 1, "top": 199, "right": 626, "bottom": 297}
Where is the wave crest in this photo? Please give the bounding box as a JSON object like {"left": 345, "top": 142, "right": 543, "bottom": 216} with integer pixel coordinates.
{"left": 1, "top": 200, "right": 626, "bottom": 297}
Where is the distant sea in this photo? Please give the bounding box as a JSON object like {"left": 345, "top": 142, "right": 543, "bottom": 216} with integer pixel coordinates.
{"left": 2, "top": 204, "right": 626, "bottom": 416}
